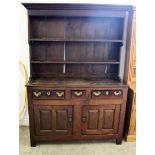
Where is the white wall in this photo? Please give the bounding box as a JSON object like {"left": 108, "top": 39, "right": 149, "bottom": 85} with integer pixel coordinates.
{"left": 19, "top": 0, "right": 136, "bottom": 126}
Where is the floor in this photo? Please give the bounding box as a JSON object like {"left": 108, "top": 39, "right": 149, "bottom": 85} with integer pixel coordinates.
{"left": 19, "top": 126, "right": 136, "bottom": 155}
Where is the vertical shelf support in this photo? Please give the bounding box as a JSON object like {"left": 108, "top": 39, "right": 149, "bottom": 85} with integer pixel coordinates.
{"left": 63, "top": 42, "right": 66, "bottom": 74}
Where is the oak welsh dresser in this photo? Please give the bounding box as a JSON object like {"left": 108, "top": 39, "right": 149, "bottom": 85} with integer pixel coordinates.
{"left": 22, "top": 3, "right": 134, "bottom": 146}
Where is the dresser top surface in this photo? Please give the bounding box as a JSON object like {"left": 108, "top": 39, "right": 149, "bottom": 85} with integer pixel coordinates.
{"left": 27, "top": 78, "right": 127, "bottom": 88}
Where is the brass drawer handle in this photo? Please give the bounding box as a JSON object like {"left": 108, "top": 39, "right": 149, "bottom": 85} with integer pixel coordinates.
{"left": 74, "top": 91, "right": 83, "bottom": 97}
{"left": 114, "top": 91, "right": 122, "bottom": 96}
{"left": 46, "top": 91, "right": 51, "bottom": 96}
{"left": 33, "top": 92, "right": 41, "bottom": 97}
{"left": 56, "top": 91, "right": 64, "bottom": 97}
{"left": 93, "top": 91, "right": 101, "bottom": 96}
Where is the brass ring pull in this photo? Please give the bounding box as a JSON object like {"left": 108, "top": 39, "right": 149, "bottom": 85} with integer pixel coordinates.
{"left": 46, "top": 91, "right": 51, "bottom": 96}
{"left": 93, "top": 91, "right": 101, "bottom": 96}
{"left": 56, "top": 91, "right": 64, "bottom": 97}
{"left": 114, "top": 91, "right": 122, "bottom": 96}
{"left": 74, "top": 91, "right": 83, "bottom": 97}
{"left": 33, "top": 92, "right": 41, "bottom": 97}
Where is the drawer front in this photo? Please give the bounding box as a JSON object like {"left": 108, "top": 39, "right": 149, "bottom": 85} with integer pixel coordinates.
{"left": 32, "top": 90, "right": 65, "bottom": 99}
{"left": 71, "top": 90, "right": 86, "bottom": 99}
{"left": 91, "top": 90, "right": 122, "bottom": 99}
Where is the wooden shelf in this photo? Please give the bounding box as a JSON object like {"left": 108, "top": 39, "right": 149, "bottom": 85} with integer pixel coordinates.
{"left": 29, "top": 38, "right": 123, "bottom": 43}
{"left": 31, "top": 72, "right": 119, "bottom": 79}
{"left": 31, "top": 61, "right": 120, "bottom": 64}
{"left": 28, "top": 78, "right": 122, "bottom": 86}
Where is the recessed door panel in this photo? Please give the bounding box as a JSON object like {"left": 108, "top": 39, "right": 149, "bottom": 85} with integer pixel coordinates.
{"left": 103, "top": 110, "right": 114, "bottom": 129}
{"left": 40, "top": 110, "right": 52, "bottom": 131}
{"left": 87, "top": 110, "right": 99, "bottom": 129}
{"left": 56, "top": 110, "right": 68, "bottom": 130}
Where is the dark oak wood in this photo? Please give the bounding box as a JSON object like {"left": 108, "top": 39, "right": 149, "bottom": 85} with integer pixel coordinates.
{"left": 29, "top": 38, "right": 123, "bottom": 43}
{"left": 27, "top": 87, "right": 36, "bottom": 147}
{"left": 31, "top": 61, "right": 120, "bottom": 64}
{"left": 22, "top": 3, "right": 133, "bottom": 146}
{"left": 34, "top": 105, "right": 73, "bottom": 136}
{"left": 81, "top": 105, "right": 120, "bottom": 135}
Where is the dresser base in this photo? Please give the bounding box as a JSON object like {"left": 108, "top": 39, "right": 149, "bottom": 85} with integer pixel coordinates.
{"left": 27, "top": 80, "right": 128, "bottom": 147}
{"left": 30, "top": 136, "right": 123, "bottom": 147}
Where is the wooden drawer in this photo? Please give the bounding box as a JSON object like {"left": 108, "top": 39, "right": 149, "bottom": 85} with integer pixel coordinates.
{"left": 32, "top": 90, "right": 65, "bottom": 99}
{"left": 71, "top": 90, "right": 86, "bottom": 99}
{"left": 91, "top": 90, "right": 122, "bottom": 99}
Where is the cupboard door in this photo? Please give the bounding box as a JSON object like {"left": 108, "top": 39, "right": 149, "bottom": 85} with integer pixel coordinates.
{"left": 81, "top": 105, "right": 120, "bottom": 135}
{"left": 34, "top": 105, "right": 73, "bottom": 136}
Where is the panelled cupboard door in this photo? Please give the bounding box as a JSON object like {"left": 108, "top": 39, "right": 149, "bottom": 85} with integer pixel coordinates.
{"left": 34, "top": 105, "right": 73, "bottom": 136}
{"left": 81, "top": 105, "right": 120, "bottom": 135}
